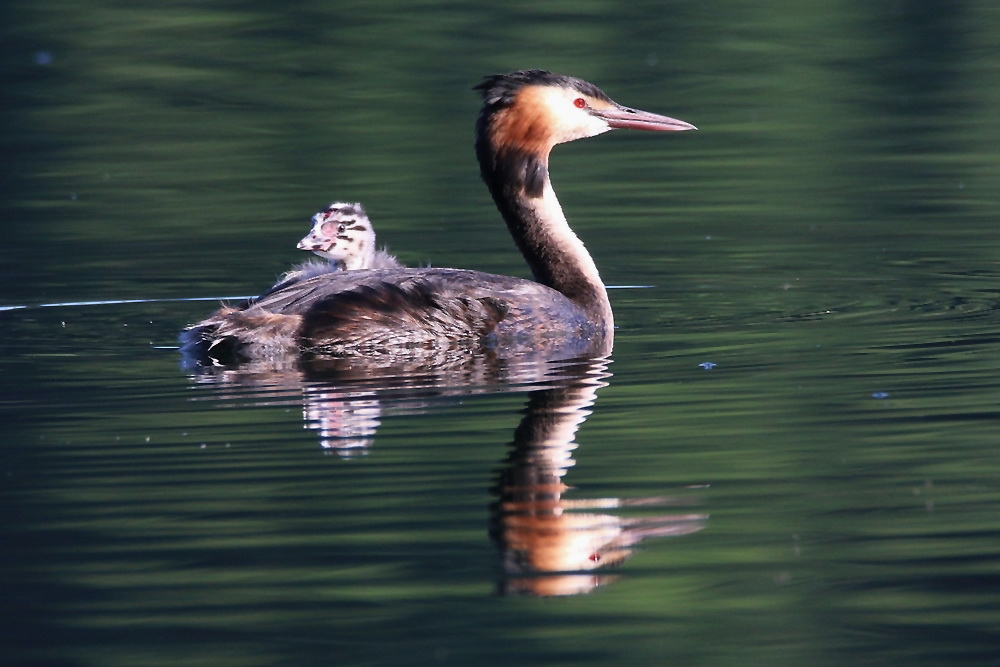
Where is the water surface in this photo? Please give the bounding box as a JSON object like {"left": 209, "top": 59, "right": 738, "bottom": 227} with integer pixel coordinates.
{"left": 4, "top": 2, "right": 1000, "bottom": 665}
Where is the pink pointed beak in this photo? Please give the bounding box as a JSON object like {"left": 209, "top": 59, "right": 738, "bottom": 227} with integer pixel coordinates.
{"left": 594, "top": 105, "right": 697, "bottom": 132}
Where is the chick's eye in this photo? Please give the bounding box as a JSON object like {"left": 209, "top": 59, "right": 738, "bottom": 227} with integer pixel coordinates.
{"left": 574, "top": 98, "right": 587, "bottom": 109}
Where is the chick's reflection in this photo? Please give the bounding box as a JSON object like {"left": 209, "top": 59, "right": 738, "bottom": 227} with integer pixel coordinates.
{"left": 302, "top": 387, "right": 381, "bottom": 457}
{"left": 490, "top": 367, "right": 706, "bottom": 596}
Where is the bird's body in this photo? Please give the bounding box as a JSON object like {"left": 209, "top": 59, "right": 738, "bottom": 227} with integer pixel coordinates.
{"left": 182, "top": 70, "right": 694, "bottom": 363}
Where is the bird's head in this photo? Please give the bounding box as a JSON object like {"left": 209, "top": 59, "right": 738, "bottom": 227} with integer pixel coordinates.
{"left": 298, "top": 202, "right": 375, "bottom": 270}
{"left": 476, "top": 69, "right": 696, "bottom": 156}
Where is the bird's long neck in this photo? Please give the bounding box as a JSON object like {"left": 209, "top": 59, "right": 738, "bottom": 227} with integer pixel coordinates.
{"left": 477, "top": 139, "right": 613, "bottom": 331}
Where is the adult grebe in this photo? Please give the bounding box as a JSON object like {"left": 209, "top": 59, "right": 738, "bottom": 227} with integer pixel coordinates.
{"left": 182, "top": 70, "right": 694, "bottom": 361}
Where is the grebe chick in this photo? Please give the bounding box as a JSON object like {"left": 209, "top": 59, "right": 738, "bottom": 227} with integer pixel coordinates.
{"left": 183, "top": 70, "right": 695, "bottom": 361}
{"left": 298, "top": 202, "right": 401, "bottom": 271}
{"left": 278, "top": 202, "right": 402, "bottom": 286}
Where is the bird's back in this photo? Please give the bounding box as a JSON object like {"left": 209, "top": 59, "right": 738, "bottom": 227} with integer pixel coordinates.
{"left": 182, "top": 267, "right": 606, "bottom": 364}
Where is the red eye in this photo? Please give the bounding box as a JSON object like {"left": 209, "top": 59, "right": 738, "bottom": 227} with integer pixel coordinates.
{"left": 574, "top": 98, "right": 586, "bottom": 109}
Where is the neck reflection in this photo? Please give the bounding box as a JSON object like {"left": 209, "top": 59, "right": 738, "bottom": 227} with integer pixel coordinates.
{"left": 490, "top": 358, "right": 706, "bottom": 596}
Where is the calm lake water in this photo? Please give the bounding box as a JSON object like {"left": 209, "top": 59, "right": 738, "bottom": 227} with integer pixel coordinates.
{"left": 4, "top": 2, "right": 1000, "bottom": 665}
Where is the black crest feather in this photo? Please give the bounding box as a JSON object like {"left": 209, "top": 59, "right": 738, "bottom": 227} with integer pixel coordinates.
{"left": 474, "top": 69, "right": 611, "bottom": 108}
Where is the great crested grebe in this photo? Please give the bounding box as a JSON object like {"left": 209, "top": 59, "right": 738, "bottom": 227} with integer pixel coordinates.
{"left": 275, "top": 202, "right": 401, "bottom": 288}
{"left": 182, "top": 70, "right": 695, "bottom": 361}
{"left": 297, "top": 202, "right": 401, "bottom": 271}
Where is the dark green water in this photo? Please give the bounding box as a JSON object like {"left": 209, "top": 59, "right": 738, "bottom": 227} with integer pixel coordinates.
{"left": 4, "top": 1, "right": 1000, "bottom": 665}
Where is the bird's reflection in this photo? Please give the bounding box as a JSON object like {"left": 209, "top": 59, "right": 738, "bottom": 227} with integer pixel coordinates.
{"left": 185, "top": 348, "right": 565, "bottom": 457}
{"left": 184, "top": 352, "right": 706, "bottom": 595}
{"left": 490, "top": 358, "right": 706, "bottom": 596}
{"left": 304, "top": 389, "right": 381, "bottom": 457}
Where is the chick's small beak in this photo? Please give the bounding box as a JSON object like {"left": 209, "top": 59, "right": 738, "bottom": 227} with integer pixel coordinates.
{"left": 298, "top": 235, "right": 328, "bottom": 251}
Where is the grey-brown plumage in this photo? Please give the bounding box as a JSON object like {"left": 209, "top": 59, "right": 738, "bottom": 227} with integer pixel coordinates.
{"left": 182, "top": 70, "right": 695, "bottom": 364}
